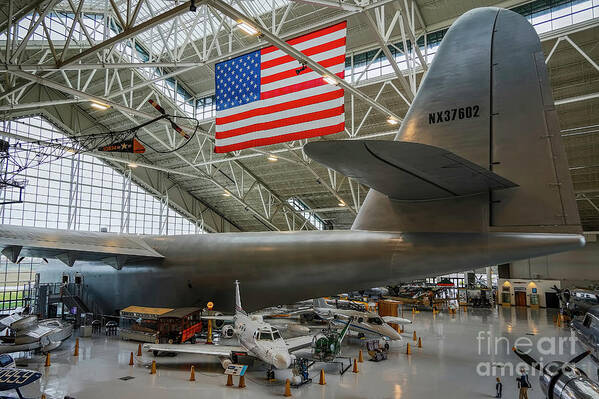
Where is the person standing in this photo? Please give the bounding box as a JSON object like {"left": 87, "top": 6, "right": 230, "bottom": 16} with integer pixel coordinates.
{"left": 516, "top": 368, "right": 531, "bottom": 399}
{"left": 495, "top": 377, "right": 502, "bottom": 398}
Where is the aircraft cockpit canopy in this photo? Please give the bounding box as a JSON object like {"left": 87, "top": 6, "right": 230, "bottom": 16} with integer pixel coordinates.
{"left": 368, "top": 317, "right": 383, "bottom": 325}
{"left": 257, "top": 328, "right": 282, "bottom": 340}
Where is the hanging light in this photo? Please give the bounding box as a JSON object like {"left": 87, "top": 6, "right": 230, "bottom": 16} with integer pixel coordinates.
{"left": 238, "top": 21, "right": 259, "bottom": 36}
{"left": 90, "top": 101, "right": 109, "bottom": 110}
{"left": 323, "top": 75, "right": 338, "bottom": 85}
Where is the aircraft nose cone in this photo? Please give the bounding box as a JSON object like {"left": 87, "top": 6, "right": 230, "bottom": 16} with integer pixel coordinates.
{"left": 386, "top": 326, "right": 402, "bottom": 340}
{"left": 273, "top": 352, "right": 291, "bottom": 369}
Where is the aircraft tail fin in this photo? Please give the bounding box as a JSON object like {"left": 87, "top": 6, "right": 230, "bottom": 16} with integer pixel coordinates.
{"left": 313, "top": 298, "right": 331, "bottom": 309}
{"left": 234, "top": 280, "right": 245, "bottom": 314}
{"left": 307, "top": 7, "right": 580, "bottom": 234}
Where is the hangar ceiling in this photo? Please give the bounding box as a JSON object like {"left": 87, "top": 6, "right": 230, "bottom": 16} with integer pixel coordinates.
{"left": 1, "top": 0, "right": 598, "bottom": 232}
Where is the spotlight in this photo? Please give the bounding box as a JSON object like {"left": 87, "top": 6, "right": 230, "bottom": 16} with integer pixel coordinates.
{"left": 323, "top": 76, "right": 338, "bottom": 85}
{"left": 128, "top": 163, "right": 138, "bottom": 168}
{"left": 90, "top": 101, "right": 109, "bottom": 110}
{"left": 338, "top": 202, "right": 346, "bottom": 207}
{"left": 223, "top": 191, "right": 231, "bottom": 197}
{"left": 238, "top": 21, "right": 259, "bottom": 36}
{"left": 387, "top": 117, "right": 399, "bottom": 125}
{"left": 267, "top": 155, "right": 278, "bottom": 162}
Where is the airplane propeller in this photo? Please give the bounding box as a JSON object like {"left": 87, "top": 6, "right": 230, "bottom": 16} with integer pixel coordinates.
{"left": 148, "top": 99, "right": 191, "bottom": 140}
{"left": 513, "top": 347, "right": 541, "bottom": 370}
{"left": 513, "top": 346, "right": 591, "bottom": 369}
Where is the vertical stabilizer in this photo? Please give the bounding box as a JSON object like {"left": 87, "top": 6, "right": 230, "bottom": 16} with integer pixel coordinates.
{"left": 351, "top": 7, "right": 580, "bottom": 234}
{"left": 235, "top": 280, "right": 244, "bottom": 314}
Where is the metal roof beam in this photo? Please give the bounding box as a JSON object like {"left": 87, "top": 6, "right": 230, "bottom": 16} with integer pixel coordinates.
{"left": 58, "top": 1, "right": 203, "bottom": 68}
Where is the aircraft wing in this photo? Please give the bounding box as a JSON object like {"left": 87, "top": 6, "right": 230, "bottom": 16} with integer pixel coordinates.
{"left": 143, "top": 343, "right": 244, "bottom": 357}
{"left": 381, "top": 316, "right": 412, "bottom": 325}
{"left": 0, "top": 225, "right": 164, "bottom": 269}
{"left": 304, "top": 140, "right": 517, "bottom": 201}
{"left": 286, "top": 336, "right": 313, "bottom": 352}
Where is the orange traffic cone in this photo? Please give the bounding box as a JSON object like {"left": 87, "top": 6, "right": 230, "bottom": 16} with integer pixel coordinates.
{"left": 73, "top": 338, "right": 79, "bottom": 356}
{"left": 137, "top": 343, "right": 142, "bottom": 356}
{"left": 239, "top": 375, "right": 246, "bottom": 388}
{"left": 412, "top": 331, "right": 417, "bottom": 341}
{"left": 226, "top": 374, "right": 233, "bottom": 386}
{"left": 319, "top": 369, "right": 326, "bottom": 385}
{"left": 44, "top": 353, "right": 50, "bottom": 367}
{"left": 284, "top": 378, "right": 292, "bottom": 396}
{"left": 150, "top": 360, "right": 156, "bottom": 374}
{"left": 189, "top": 365, "right": 195, "bottom": 381}
{"left": 406, "top": 343, "right": 411, "bottom": 355}
{"left": 358, "top": 349, "right": 364, "bottom": 363}
{"left": 129, "top": 352, "right": 134, "bottom": 366}
{"left": 352, "top": 358, "right": 359, "bottom": 373}
{"left": 417, "top": 337, "right": 422, "bottom": 348}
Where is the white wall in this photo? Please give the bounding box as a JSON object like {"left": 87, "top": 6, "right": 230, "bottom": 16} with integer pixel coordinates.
{"left": 509, "top": 238, "right": 599, "bottom": 288}
{"left": 497, "top": 279, "right": 560, "bottom": 307}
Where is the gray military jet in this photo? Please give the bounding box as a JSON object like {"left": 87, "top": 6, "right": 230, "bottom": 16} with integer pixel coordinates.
{"left": 0, "top": 7, "right": 584, "bottom": 313}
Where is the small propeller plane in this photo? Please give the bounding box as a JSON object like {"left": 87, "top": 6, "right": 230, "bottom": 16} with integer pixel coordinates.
{"left": 143, "top": 281, "right": 313, "bottom": 379}
{"left": 0, "top": 355, "right": 42, "bottom": 399}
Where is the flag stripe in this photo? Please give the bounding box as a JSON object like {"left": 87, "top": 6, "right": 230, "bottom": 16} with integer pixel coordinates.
{"left": 261, "top": 71, "right": 345, "bottom": 100}
{"left": 214, "top": 122, "right": 345, "bottom": 153}
{"left": 261, "top": 64, "right": 344, "bottom": 94}
{"left": 216, "top": 97, "right": 343, "bottom": 135}
{"left": 260, "top": 28, "right": 346, "bottom": 64}
{"left": 216, "top": 89, "right": 343, "bottom": 125}
{"left": 261, "top": 22, "right": 346, "bottom": 55}
{"left": 260, "top": 46, "right": 345, "bottom": 78}
{"left": 261, "top": 54, "right": 345, "bottom": 85}
{"left": 216, "top": 105, "right": 344, "bottom": 139}
{"left": 216, "top": 84, "right": 340, "bottom": 118}
{"left": 261, "top": 37, "right": 346, "bottom": 70}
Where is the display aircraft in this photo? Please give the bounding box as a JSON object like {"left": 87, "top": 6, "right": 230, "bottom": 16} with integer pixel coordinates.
{"left": 0, "top": 355, "right": 42, "bottom": 399}
{"left": 513, "top": 347, "right": 599, "bottom": 398}
{"left": 143, "top": 281, "right": 312, "bottom": 378}
{"left": 0, "top": 7, "right": 585, "bottom": 314}
{"left": 570, "top": 306, "right": 599, "bottom": 361}
{"left": 284, "top": 298, "right": 409, "bottom": 341}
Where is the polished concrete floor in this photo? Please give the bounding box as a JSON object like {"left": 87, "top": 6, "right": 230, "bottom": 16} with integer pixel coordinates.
{"left": 3, "top": 306, "right": 594, "bottom": 398}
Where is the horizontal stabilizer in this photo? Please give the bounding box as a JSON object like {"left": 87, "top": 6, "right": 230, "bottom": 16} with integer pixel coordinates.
{"left": 304, "top": 140, "right": 517, "bottom": 201}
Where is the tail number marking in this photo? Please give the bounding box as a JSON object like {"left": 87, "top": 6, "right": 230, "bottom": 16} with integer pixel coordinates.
{"left": 428, "top": 105, "right": 479, "bottom": 124}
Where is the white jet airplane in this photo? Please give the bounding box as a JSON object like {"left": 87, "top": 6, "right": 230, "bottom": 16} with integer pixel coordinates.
{"left": 143, "top": 281, "right": 312, "bottom": 378}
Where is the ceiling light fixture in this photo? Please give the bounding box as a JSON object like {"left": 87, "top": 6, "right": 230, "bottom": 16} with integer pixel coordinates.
{"left": 90, "top": 101, "right": 109, "bottom": 110}
{"left": 267, "top": 155, "right": 278, "bottom": 162}
{"left": 128, "top": 163, "right": 138, "bottom": 168}
{"left": 338, "top": 202, "right": 346, "bottom": 207}
{"left": 223, "top": 191, "right": 231, "bottom": 197}
{"left": 323, "top": 75, "right": 338, "bottom": 85}
{"left": 387, "top": 116, "right": 399, "bottom": 125}
{"left": 238, "top": 21, "right": 259, "bottom": 36}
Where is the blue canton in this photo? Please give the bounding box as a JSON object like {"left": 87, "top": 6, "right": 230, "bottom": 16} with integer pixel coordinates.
{"left": 215, "top": 50, "right": 261, "bottom": 112}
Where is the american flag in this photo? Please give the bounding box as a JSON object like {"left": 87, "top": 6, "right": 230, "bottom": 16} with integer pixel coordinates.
{"left": 214, "top": 22, "right": 347, "bottom": 153}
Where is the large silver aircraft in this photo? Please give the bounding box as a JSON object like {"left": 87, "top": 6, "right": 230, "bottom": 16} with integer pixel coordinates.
{"left": 0, "top": 7, "right": 585, "bottom": 313}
